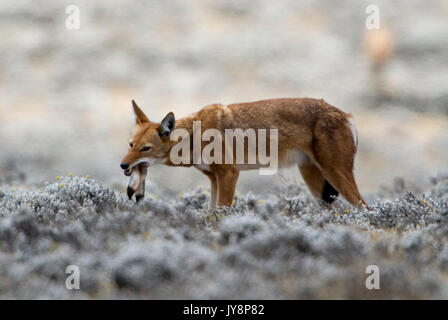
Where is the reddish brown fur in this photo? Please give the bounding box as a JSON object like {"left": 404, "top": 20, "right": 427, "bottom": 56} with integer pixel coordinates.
{"left": 121, "top": 98, "right": 367, "bottom": 209}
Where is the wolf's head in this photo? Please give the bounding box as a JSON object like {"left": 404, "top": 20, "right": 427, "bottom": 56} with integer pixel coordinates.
{"left": 120, "top": 100, "right": 175, "bottom": 174}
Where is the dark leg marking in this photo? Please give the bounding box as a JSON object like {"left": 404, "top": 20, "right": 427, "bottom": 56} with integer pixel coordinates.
{"left": 127, "top": 186, "right": 135, "bottom": 200}
{"left": 322, "top": 180, "right": 339, "bottom": 204}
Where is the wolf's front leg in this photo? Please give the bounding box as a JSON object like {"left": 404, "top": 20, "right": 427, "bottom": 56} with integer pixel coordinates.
{"left": 216, "top": 166, "right": 239, "bottom": 207}
{"left": 199, "top": 170, "right": 218, "bottom": 210}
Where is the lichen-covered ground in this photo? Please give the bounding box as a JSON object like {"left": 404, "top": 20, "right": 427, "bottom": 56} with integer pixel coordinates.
{"left": 1, "top": 174, "right": 447, "bottom": 299}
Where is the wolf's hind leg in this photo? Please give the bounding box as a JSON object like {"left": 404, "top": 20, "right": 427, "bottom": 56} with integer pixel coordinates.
{"left": 299, "top": 161, "right": 339, "bottom": 204}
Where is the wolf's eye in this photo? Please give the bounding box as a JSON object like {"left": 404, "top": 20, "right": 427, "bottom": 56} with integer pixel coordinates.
{"left": 142, "top": 146, "right": 151, "bottom": 152}
{"left": 129, "top": 142, "right": 133, "bottom": 148}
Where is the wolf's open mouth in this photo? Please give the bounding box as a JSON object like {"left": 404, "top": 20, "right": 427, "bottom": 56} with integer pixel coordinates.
{"left": 123, "top": 161, "right": 149, "bottom": 176}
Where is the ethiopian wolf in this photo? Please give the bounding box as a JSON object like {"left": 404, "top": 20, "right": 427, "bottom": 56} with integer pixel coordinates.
{"left": 120, "top": 98, "right": 367, "bottom": 209}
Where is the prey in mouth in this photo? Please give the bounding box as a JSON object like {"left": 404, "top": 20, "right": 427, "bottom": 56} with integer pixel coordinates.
{"left": 124, "top": 162, "right": 148, "bottom": 202}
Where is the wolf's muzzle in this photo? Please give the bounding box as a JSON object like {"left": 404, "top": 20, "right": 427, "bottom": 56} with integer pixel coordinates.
{"left": 120, "top": 163, "right": 129, "bottom": 170}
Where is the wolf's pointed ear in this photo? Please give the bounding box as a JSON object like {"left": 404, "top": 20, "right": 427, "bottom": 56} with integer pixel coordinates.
{"left": 159, "top": 112, "right": 175, "bottom": 138}
{"left": 132, "top": 100, "right": 149, "bottom": 124}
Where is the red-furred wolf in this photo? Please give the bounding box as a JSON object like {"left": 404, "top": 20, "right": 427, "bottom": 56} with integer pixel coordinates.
{"left": 121, "top": 98, "right": 367, "bottom": 209}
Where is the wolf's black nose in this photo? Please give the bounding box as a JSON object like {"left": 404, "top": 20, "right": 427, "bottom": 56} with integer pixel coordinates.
{"left": 120, "top": 163, "right": 129, "bottom": 170}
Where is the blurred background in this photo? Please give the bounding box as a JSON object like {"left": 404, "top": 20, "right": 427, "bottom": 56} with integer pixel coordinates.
{"left": 0, "top": 0, "right": 447, "bottom": 198}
